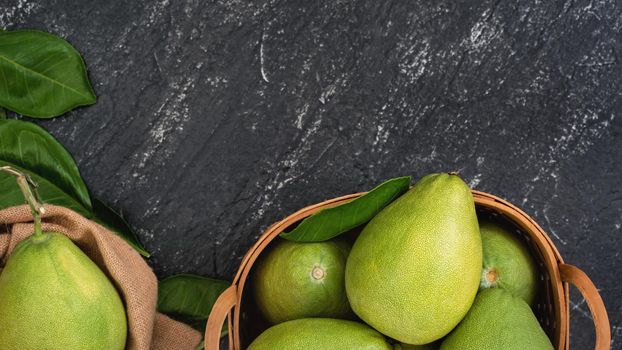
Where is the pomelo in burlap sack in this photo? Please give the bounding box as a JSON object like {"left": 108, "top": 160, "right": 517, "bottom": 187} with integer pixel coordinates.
{"left": 0, "top": 205, "right": 203, "bottom": 350}
{"left": 0, "top": 232, "right": 127, "bottom": 349}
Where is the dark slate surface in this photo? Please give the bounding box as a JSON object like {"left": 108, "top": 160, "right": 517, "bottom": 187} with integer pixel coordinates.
{"left": 3, "top": 0, "right": 621, "bottom": 348}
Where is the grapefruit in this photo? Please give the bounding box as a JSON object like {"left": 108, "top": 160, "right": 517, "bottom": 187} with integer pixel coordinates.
{"left": 479, "top": 221, "right": 538, "bottom": 305}
{"left": 252, "top": 238, "right": 352, "bottom": 324}
{"left": 0, "top": 232, "right": 127, "bottom": 349}
{"left": 247, "top": 318, "right": 393, "bottom": 350}
{"left": 440, "top": 289, "right": 553, "bottom": 350}
{"left": 345, "top": 173, "right": 482, "bottom": 344}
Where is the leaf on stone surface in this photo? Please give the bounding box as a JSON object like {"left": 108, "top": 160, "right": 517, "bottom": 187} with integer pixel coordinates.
{"left": 0, "top": 119, "right": 149, "bottom": 256}
{"left": 92, "top": 198, "right": 150, "bottom": 257}
{"left": 157, "top": 274, "right": 230, "bottom": 337}
{"left": 280, "top": 176, "right": 411, "bottom": 242}
{"left": 0, "top": 119, "right": 92, "bottom": 216}
{"left": 0, "top": 30, "right": 96, "bottom": 118}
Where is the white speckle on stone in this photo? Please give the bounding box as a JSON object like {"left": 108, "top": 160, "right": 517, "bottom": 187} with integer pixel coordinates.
{"left": 295, "top": 103, "right": 309, "bottom": 129}
{"left": 372, "top": 120, "right": 390, "bottom": 149}
{"left": 469, "top": 174, "right": 482, "bottom": 188}
{"left": 397, "top": 38, "right": 430, "bottom": 83}
{"left": 468, "top": 7, "right": 501, "bottom": 51}
{"left": 250, "top": 115, "right": 325, "bottom": 222}
{"left": 205, "top": 75, "right": 228, "bottom": 87}
{"left": 138, "top": 228, "right": 155, "bottom": 241}
{"left": 302, "top": 58, "right": 312, "bottom": 73}
{"left": 570, "top": 297, "right": 592, "bottom": 319}
{"left": 319, "top": 84, "right": 337, "bottom": 105}
{"left": 130, "top": 75, "right": 196, "bottom": 184}
{"left": 0, "top": 0, "right": 37, "bottom": 27}
{"left": 611, "top": 325, "right": 622, "bottom": 349}
{"left": 469, "top": 21, "right": 486, "bottom": 49}
{"left": 413, "top": 147, "right": 438, "bottom": 163}
{"left": 143, "top": 199, "right": 161, "bottom": 218}
{"left": 260, "top": 31, "right": 270, "bottom": 83}
{"left": 543, "top": 204, "right": 568, "bottom": 245}
{"left": 145, "top": 0, "right": 170, "bottom": 28}
{"left": 528, "top": 110, "right": 611, "bottom": 197}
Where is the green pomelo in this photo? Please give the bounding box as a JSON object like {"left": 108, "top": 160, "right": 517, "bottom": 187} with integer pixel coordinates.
{"left": 0, "top": 232, "right": 127, "bottom": 350}
{"left": 479, "top": 221, "right": 538, "bottom": 305}
{"left": 440, "top": 289, "right": 553, "bottom": 350}
{"left": 247, "top": 318, "right": 393, "bottom": 350}
{"left": 345, "top": 173, "right": 482, "bottom": 344}
{"left": 252, "top": 239, "right": 352, "bottom": 324}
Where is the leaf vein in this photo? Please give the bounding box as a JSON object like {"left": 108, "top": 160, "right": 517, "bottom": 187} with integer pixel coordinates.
{"left": 0, "top": 55, "right": 92, "bottom": 100}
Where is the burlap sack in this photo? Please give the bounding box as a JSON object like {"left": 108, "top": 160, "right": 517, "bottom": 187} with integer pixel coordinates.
{"left": 0, "top": 204, "right": 203, "bottom": 350}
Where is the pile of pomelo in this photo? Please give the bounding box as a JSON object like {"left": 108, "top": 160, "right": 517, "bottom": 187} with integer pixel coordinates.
{"left": 248, "top": 173, "right": 553, "bottom": 350}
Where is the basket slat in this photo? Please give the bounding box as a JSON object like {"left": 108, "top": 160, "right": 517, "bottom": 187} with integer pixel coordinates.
{"left": 205, "top": 190, "right": 609, "bottom": 350}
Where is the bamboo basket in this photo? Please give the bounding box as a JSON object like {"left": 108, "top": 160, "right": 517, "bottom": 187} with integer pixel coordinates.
{"left": 205, "top": 190, "right": 610, "bottom": 350}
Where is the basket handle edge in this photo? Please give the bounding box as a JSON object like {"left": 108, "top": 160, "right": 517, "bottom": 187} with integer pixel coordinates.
{"left": 205, "top": 285, "right": 237, "bottom": 350}
{"left": 559, "top": 263, "right": 610, "bottom": 350}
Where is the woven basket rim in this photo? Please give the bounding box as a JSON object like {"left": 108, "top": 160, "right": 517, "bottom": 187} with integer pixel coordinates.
{"left": 226, "top": 190, "right": 570, "bottom": 350}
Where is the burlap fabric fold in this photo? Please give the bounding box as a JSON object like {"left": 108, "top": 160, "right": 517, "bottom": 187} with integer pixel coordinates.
{"left": 0, "top": 204, "right": 202, "bottom": 350}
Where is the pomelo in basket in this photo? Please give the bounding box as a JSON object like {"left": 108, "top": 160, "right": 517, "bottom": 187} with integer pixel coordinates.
{"left": 345, "top": 173, "right": 482, "bottom": 344}
{"left": 252, "top": 239, "right": 352, "bottom": 324}
{"left": 0, "top": 232, "right": 127, "bottom": 350}
{"left": 439, "top": 288, "right": 553, "bottom": 350}
{"left": 247, "top": 318, "right": 393, "bottom": 350}
{"left": 479, "top": 221, "right": 538, "bottom": 305}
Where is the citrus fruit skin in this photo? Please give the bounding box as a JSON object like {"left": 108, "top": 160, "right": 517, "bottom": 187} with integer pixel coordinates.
{"left": 345, "top": 173, "right": 482, "bottom": 345}
{"left": 439, "top": 289, "right": 553, "bottom": 350}
{"left": 0, "top": 232, "right": 127, "bottom": 350}
{"left": 252, "top": 239, "right": 352, "bottom": 324}
{"left": 479, "top": 221, "right": 538, "bottom": 305}
{"left": 247, "top": 318, "right": 393, "bottom": 350}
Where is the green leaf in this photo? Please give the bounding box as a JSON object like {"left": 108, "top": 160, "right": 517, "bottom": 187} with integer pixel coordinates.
{"left": 280, "top": 176, "right": 412, "bottom": 242}
{"left": 0, "top": 119, "right": 149, "bottom": 256}
{"left": 0, "top": 108, "right": 6, "bottom": 119}
{"left": 0, "top": 30, "right": 96, "bottom": 118}
{"left": 157, "top": 274, "right": 230, "bottom": 335}
{"left": 0, "top": 119, "right": 92, "bottom": 216}
{"left": 92, "top": 198, "right": 150, "bottom": 257}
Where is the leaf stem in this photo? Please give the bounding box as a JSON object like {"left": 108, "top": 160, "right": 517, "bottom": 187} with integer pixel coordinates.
{"left": 0, "top": 166, "right": 45, "bottom": 237}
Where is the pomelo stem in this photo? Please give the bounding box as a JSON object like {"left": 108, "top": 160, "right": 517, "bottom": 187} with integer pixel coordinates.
{"left": 0, "top": 166, "right": 45, "bottom": 237}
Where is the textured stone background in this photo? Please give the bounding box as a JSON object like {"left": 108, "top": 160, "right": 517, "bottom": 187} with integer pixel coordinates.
{"left": 2, "top": 0, "right": 621, "bottom": 348}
